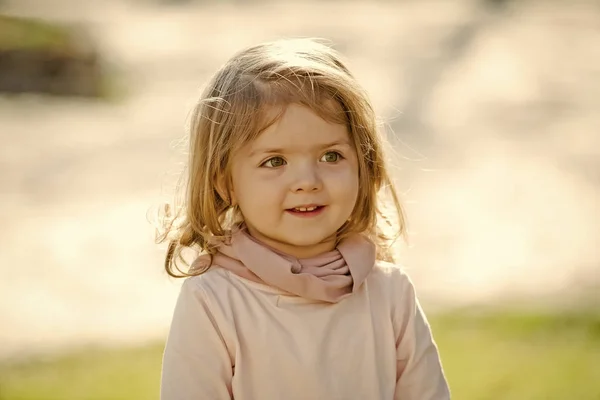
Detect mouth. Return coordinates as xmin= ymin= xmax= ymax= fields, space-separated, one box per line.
xmin=285 ymin=205 xmax=326 ymax=217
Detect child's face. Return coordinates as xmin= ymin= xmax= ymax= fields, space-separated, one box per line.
xmin=229 ymin=104 xmax=359 ymax=258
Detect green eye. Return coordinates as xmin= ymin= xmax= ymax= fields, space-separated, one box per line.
xmin=263 ymin=157 xmax=286 ymax=168
xmin=321 ymin=151 xmax=341 ymax=163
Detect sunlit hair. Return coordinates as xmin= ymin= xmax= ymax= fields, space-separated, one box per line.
xmin=156 ymin=38 xmax=406 ymax=277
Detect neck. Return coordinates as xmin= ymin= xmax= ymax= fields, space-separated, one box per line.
xmin=244 ymin=225 xmax=337 ymax=259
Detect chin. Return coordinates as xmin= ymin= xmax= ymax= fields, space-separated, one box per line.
xmin=282 ymin=231 xmax=336 ymax=247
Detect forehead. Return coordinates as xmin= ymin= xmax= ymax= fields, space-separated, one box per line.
xmin=246 ymin=104 xmax=351 ymax=154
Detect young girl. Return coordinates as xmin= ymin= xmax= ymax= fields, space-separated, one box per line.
xmin=159 ymin=38 xmax=450 ymax=399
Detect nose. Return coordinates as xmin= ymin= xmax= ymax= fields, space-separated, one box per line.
xmin=290 ymin=161 xmax=322 ymax=193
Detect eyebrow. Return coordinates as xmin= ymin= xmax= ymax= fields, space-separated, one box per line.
xmin=249 ymin=140 xmax=351 ymax=157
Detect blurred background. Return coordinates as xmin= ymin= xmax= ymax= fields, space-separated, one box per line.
xmin=0 ymin=0 xmax=598 ymax=398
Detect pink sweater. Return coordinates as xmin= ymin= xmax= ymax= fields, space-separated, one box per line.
xmin=161 ymin=229 xmax=450 ymax=399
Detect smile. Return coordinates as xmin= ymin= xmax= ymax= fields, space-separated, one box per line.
xmin=285 ymin=205 xmax=326 ymax=217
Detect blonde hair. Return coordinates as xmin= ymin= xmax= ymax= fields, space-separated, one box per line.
xmin=157 ymin=38 xmax=406 ymax=277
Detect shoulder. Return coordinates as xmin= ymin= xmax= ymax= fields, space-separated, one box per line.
xmin=365 ymin=261 xmax=424 ymax=330
xmin=368 ymin=260 xmax=413 ymax=287
xmin=181 ymin=267 xmax=232 ymax=297
xmin=364 ymin=260 xmax=417 ymax=303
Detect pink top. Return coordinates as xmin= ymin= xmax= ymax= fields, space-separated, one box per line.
xmin=189 ymin=225 xmax=376 ymax=303
xmin=161 ymin=227 xmax=450 ymax=399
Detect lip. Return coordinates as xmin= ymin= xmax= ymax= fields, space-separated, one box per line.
xmin=285 ymin=205 xmax=326 ymax=218
xmin=288 ymin=204 xmax=322 ymax=210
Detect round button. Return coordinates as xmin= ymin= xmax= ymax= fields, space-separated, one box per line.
xmin=290 ymin=260 xmax=302 ymax=274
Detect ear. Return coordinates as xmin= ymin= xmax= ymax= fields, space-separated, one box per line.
xmin=216 ymin=175 xmax=236 ymax=206
xmin=229 ymin=188 xmax=237 ymax=206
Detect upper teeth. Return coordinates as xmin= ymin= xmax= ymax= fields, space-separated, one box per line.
xmin=295 ymin=206 xmax=317 ymax=212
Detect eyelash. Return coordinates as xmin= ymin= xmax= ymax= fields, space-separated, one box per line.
xmin=260 ymin=151 xmax=344 ymax=168
xmin=261 ymin=156 xmax=286 ymax=168
xmin=320 ymin=151 xmax=344 ymax=163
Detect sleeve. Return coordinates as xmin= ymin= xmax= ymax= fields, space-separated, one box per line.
xmin=161 ymin=278 xmax=233 ymax=400
xmin=393 ymin=273 xmax=451 ymax=400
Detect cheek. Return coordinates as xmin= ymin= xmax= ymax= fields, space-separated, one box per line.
xmin=230 ymin=166 xmax=248 ymax=206
xmin=326 ymin=164 xmax=359 ymax=200
xmin=231 ymin=170 xmax=281 ymax=212
xmin=344 ymin=175 xmax=360 ymax=205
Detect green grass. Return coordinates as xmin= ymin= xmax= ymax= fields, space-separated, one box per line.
xmin=0 ymin=15 xmax=71 ymax=52
xmin=0 ymin=15 xmax=122 ymax=100
xmin=1 ymin=311 xmax=599 ymax=400
xmin=0 ymin=344 xmax=163 ymax=400
xmin=432 ymin=310 xmax=600 ymax=399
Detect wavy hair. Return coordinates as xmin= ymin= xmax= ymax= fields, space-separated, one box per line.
xmin=156 ymin=38 xmax=405 ymax=277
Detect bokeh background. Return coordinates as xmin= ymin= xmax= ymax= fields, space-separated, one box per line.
xmin=1 ymin=0 xmax=598 ymax=398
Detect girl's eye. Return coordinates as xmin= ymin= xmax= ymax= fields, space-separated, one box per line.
xmin=320 ymin=151 xmax=342 ymax=163
xmin=262 ymin=156 xmax=286 ymax=168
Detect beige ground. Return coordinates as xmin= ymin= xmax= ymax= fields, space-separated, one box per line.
xmin=1 ymin=0 xmax=598 ymax=359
